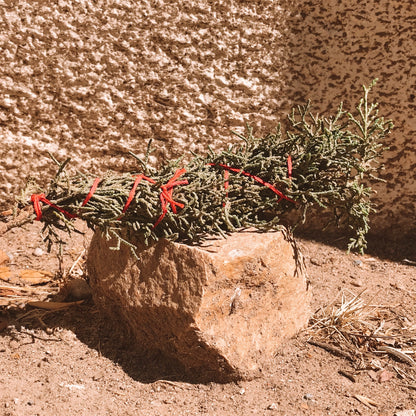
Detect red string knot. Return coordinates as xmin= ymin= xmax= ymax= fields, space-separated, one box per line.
xmin=153 ymin=168 xmax=188 ymax=228
xmin=31 ymin=193 xmax=77 ymax=221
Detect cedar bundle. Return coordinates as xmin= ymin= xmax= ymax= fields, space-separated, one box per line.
xmin=13 ymin=81 xmax=392 ymax=253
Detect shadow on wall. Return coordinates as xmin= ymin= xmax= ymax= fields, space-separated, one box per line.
xmin=282 ymin=0 xmax=416 ymax=240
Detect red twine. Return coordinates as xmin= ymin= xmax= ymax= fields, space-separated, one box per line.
xmin=31 ymin=160 xmax=294 ymax=225
xmin=223 ymin=170 xmax=230 ymax=194
xmin=82 ymin=177 xmax=101 ymax=207
xmin=31 ymin=177 xmax=103 ymax=221
xmin=222 ymin=170 xmax=230 ymax=206
xmin=287 ymin=155 xmax=293 ymax=179
xmin=31 ymin=193 xmax=77 ymax=221
xmin=30 ymin=170 xmax=188 ymax=227
xmin=122 ymin=174 xmax=156 ymax=214
xmin=153 ymin=168 xmax=189 ymax=228
xmin=209 ymin=163 xmax=297 ymax=205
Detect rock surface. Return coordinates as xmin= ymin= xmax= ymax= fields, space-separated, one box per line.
xmin=0 ymin=250 xmax=10 ymax=266
xmin=87 ymin=229 xmax=311 ymax=381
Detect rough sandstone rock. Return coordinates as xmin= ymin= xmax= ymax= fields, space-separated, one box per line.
xmin=0 ymin=249 xmax=10 ymax=266
xmin=87 ymin=229 xmax=311 ymax=381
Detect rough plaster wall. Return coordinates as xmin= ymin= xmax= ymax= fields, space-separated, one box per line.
xmin=0 ymin=0 xmax=414 ymax=239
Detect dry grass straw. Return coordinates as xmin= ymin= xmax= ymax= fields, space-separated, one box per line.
xmin=307 ymin=290 xmax=416 ymax=368
xmin=0 ymin=284 xmax=58 ymax=308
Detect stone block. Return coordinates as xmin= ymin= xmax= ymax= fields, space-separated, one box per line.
xmin=87 ymin=229 xmax=311 ymax=381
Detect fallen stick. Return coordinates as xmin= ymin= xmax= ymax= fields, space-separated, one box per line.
xmin=308 ymin=339 xmax=354 ymax=362
xmin=377 ymin=345 xmax=416 ymax=366
xmin=0 ymin=207 xmax=36 ymax=236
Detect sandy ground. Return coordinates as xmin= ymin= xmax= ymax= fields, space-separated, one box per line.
xmin=0 ymin=220 xmax=415 ymax=416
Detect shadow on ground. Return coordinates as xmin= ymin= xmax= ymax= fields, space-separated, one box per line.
xmin=294 ymin=228 xmax=416 ymax=263
xmin=4 ymin=302 xmax=200 ymax=384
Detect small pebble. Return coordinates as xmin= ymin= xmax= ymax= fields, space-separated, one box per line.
xmin=394 ymin=411 xmax=416 ymax=416
xmin=304 ymin=393 xmax=314 ymax=400
xmin=9 ymin=340 xmax=19 ymax=350
xmin=267 ymin=403 xmax=278 ymax=410
xmin=310 ymin=258 xmax=322 ymax=266
xmin=353 ymin=259 xmax=362 ymax=267
xmin=66 ymin=279 xmax=92 ymax=300
xmin=33 ymin=247 xmax=44 ymax=257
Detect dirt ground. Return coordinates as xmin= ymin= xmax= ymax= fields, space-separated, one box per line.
xmin=1 ymin=220 xmax=415 ymax=416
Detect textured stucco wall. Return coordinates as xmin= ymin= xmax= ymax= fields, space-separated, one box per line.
xmin=283 ymin=0 xmax=416 ymax=238
xmin=0 ymin=0 xmax=415 ymax=239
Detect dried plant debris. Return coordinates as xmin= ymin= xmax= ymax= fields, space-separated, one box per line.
xmin=3 ymin=81 xmax=392 ymax=254
xmin=307 ymin=290 xmax=416 ymax=370
xmin=0 ymin=283 xmax=58 ymax=308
